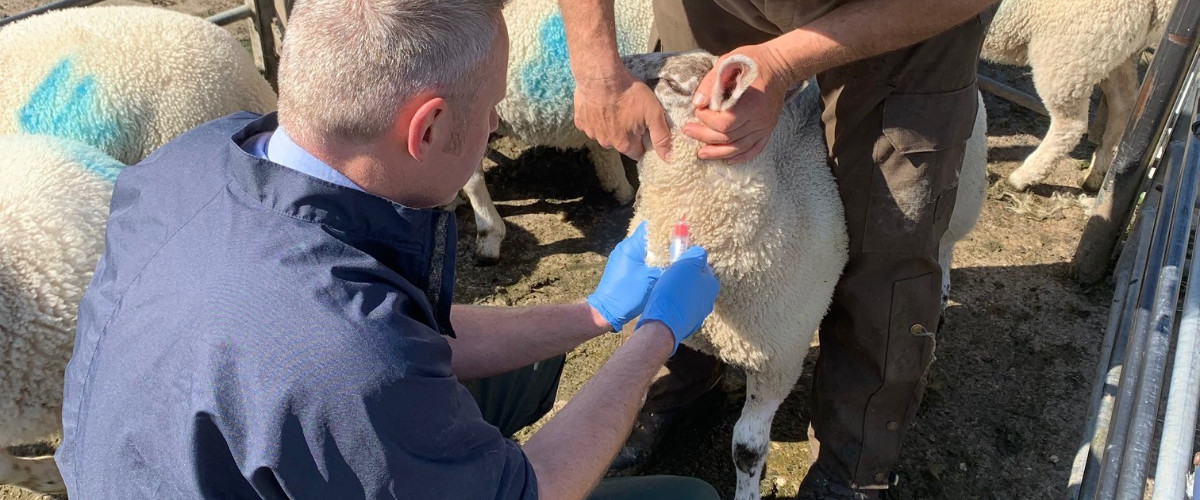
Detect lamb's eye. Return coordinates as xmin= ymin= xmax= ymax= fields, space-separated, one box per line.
xmin=660 ymin=77 xmax=690 ymax=96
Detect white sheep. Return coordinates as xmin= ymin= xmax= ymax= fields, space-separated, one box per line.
xmin=941 ymin=91 xmax=988 ymax=316
xmin=0 ymin=6 xmax=278 ymax=493
xmin=623 ymin=51 xmax=988 ymax=499
xmin=0 ymin=134 xmax=125 ymax=494
xmin=0 ymin=5 xmax=278 ymax=165
xmin=460 ymin=0 xmax=652 ymax=264
xmin=984 ymin=0 xmax=1175 ymax=191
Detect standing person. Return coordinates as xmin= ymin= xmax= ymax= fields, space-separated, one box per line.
xmin=560 ymin=0 xmax=999 ymax=497
xmin=56 ymin=1 xmax=722 ymax=498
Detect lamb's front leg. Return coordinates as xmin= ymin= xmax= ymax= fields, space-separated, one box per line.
xmin=732 ymin=356 xmax=806 ymax=500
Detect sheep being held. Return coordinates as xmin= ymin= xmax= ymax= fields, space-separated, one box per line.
xmin=623 ymin=50 xmax=988 ymax=499
xmin=624 ymin=50 xmax=848 ymax=500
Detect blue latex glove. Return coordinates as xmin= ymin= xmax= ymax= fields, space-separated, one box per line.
xmin=587 ymin=222 xmax=663 ymax=332
xmin=636 ymin=246 xmax=719 ymax=353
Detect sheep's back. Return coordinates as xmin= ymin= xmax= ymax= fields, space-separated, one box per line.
xmin=0 ymin=134 xmax=123 ymax=444
xmin=983 ymin=0 xmax=1170 ymax=68
xmin=497 ymin=0 xmax=652 ymax=148
xmin=0 ymin=6 xmax=277 ymax=165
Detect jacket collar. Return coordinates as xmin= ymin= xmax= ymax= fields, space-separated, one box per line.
xmin=225 ymin=112 xmax=458 ymax=337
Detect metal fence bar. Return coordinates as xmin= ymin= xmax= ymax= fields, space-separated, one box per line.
xmin=0 ymin=0 xmax=101 ymax=27
xmin=1115 ymin=97 xmax=1200 ymax=499
xmin=1075 ymin=0 xmax=1200 ymax=284
xmin=979 ymin=74 xmax=1050 ymax=117
xmin=206 ymin=5 xmax=252 ymax=26
xmin=1151 ymin=147 xmax=1200 ymax=498
xmin=1070 ymin=181 xmax=1161 ymax=499
xmin=1093 ymin=134 xmax=1189 ymax=499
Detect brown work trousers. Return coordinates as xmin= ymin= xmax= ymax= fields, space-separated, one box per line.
xmin=643 ymin=0 xmax=993 ymax=489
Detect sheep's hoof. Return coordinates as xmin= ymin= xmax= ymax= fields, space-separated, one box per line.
xmin=1078 ymin=169 xmax=1105 ymax=192
xmin=1006 ymin=171 xmax=1035 ymax=192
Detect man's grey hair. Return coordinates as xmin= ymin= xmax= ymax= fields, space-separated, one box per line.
xmin=278 ymin=0 xmax=507 ymax=144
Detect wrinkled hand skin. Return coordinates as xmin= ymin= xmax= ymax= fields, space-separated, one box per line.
xmin=573 ymin=72 xmax=673 ymax=162
xmin=684 ymin=43 xmax=798 ymax=164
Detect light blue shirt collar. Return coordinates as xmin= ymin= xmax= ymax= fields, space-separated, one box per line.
xmin=243 ymin=126 xmax=364 ymax=192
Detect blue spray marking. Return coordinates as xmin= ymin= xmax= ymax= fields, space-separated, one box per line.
xmin=18 ymin=58 xmax=120 ymax=165
xmin=62 ymin=140 xmax=124 ymax=183
xmin=519 ymin=13 xmax=575 ymax=109
xmin=518 ymin=9 xmax=647 ymax=112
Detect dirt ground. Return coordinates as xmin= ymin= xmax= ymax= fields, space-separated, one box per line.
xmin=2 ymin=2 xmax=1126 ymax=499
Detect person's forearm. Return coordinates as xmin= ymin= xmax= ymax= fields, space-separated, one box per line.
xmin=448 ymin=302 xmax=609 ymax=380
xmin=559 ymin=0 xmax=625 ymax=80
xmin=522 ymin=323 xmax=674 ymax=500
xmin=766 ymin=0 xmax=999 ymax=87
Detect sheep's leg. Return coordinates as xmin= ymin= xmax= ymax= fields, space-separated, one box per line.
xmin=585 ymin=142 xmax=635 ymax=205
xmin=462 ymin=167 xmax=506 ymax=266
xmin=1080 ymin=57 xmax=1138 ymax=192
xmin=732 ymin=357 xmax=805 ymax=500
xmin=937 ymin=242 xmax=954 ymax=328
xmin=0 ymin=451 xmax=65 ymax=494
xmin=1007 ymin=92 xmax=1090 ymax=192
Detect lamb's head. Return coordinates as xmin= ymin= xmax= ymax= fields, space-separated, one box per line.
xmin=622 ymin=50 xmax=758 ymax=131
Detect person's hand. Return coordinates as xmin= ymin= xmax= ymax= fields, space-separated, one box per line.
xmin=637 ymin=246 xmax=720 ymax=353
xmin=573 ymin=70 xmax=673 ymax=161
xmin=682 ymin=43 xmax=799 ymax=164
xmin=586 ymin=222 xmax=662 ymax=332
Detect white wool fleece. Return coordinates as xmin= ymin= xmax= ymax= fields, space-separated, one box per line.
xmin=0 ymin=134 xmax=124 ymax=449
xmin=0 ymin=5 xmax=277 ymax=165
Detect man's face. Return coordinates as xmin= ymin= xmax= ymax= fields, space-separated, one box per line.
xmin=432 ymin=21 xmax=509 ymax=206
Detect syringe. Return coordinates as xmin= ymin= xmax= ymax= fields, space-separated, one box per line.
xmin=669 ymin=216 xmax=690 ymax=263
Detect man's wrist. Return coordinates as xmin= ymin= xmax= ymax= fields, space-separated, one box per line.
xmin=629 ymin=320 xmax=675 ymax=360
xmin=584 ymin=301 xmax=616 ymax=334
xmin=761 ymin=35 xmax=816 ymax=90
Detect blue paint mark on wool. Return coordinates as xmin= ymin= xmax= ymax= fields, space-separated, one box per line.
xmin=18 ymin=58 xmax=120 ymax=167
xmin=61 ymin=140 xmax=124 ymax=184
xmin=519 ymin=13 xmax=574 ymax=110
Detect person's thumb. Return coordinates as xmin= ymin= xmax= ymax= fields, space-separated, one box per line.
xmin=674 ymin=245 xmax=709 ymax=267
xmin=646 ymin=105 xmax=673 ymax=162
xmin=692 ymin=63 xmax=719 ymax=109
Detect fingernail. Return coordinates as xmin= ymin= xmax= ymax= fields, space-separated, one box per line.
xmin=692 ymin=91 xmax=705 ymax=106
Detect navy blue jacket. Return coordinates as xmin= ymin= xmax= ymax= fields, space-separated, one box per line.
xmin=57 ymin=113 xmax=537 ymax=499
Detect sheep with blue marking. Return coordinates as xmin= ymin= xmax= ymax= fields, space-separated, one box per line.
xmin=0 ymin=6 xmax=277 ymax=493
xmin=461 ymin=0 xmax=652 ymax=264
xmin=0 ymin=5 xmax=277 ymax=165
xmin=0 ymin=135 xmax=125 ymax=494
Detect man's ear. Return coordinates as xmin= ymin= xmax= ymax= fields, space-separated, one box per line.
xmin=407 ymin=97 xmax=448 ymax=161
xmin=709 ymin=54 xmax=758 ymax=112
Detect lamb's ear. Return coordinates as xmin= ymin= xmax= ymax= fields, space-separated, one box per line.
xmin=709 ymin=54 xmax=758 ymax=112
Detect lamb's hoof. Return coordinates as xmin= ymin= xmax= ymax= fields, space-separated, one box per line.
xmin=1006 ymin=171 xmax=1035 ymax=192
xmin=1078 ymin=170 xmax=1105 ymax=192
xmin=473 ymin=230 xmax=502 ymax=266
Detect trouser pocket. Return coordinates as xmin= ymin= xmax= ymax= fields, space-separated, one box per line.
xmin=861 ymin=84 xmax=978 ymax=254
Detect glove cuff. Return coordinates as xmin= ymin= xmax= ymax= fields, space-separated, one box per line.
xmin=585 ymin=294 xmax=621 ymax=333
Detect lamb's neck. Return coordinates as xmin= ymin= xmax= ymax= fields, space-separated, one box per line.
xmin=635 ymin=138 xmax=779 ymax=266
